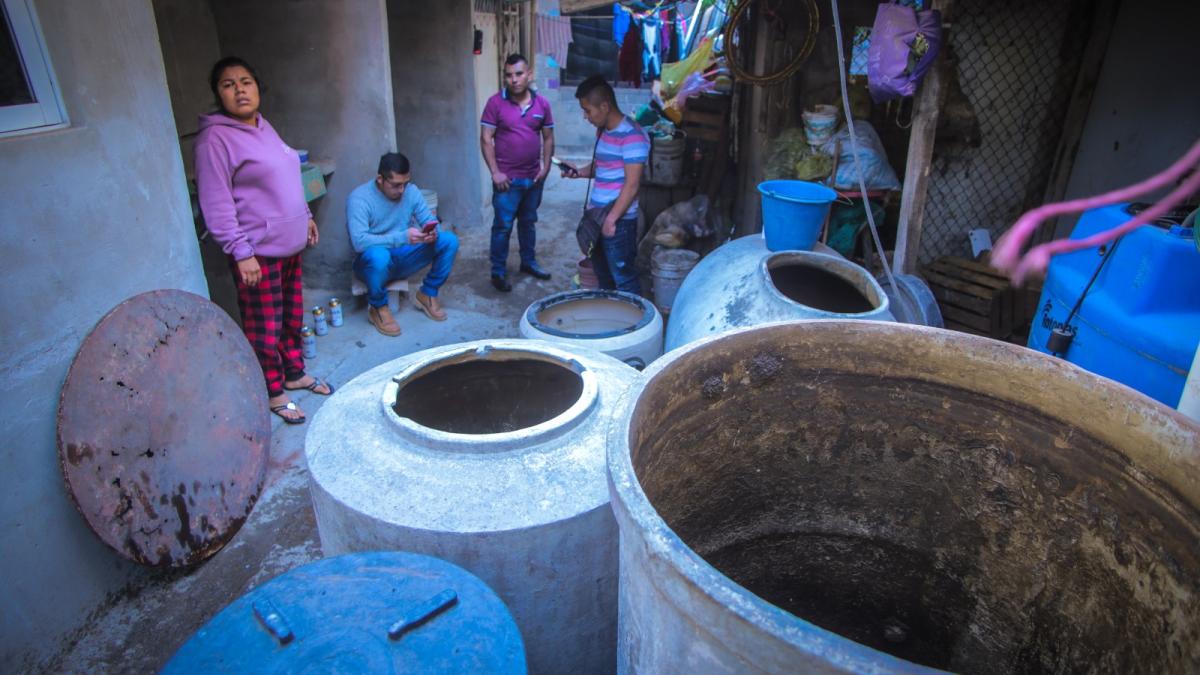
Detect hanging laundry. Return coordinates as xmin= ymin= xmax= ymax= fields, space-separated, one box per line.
xmin=641 ymin=16 xmax=662 ymax=81
xmin=613 ymin=3 xmax=632 ymax=46
xmin=675 ymin=4 xmax=692 ymax=59
xmin=659 ymin=10 xmax=672 ymax=61
xmin=618 ymin=21 xmax=644 ymax=88
xmin=536 ymin=14 xmax=573 ymax=66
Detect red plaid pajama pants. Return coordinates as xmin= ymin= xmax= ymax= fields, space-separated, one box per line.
xmin=233 ymin=253 xmax=306 ymax=397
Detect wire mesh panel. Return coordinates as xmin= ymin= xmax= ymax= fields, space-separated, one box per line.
xmin=919 ymin=0 xmax=1087 ymax=264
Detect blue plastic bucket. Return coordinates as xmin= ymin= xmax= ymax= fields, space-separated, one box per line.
xmin=758 ymin=180 xmax=838 ymax=251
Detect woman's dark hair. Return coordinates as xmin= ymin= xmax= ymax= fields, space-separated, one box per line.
xmin=209 ymin=56 xmax=266 ymax=110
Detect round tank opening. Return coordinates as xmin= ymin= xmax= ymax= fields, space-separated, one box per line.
xmin=766 ymin=256 xmax=877 ymax=313
xmin=628 ymin=337 xmax=1199 ymax=672
xmin=533 ymin=292 xmax=648 ymax=338
xmin=394 ymin=356 xmax=584 ymax=434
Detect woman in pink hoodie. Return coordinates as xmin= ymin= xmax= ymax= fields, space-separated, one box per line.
xmin=195 ymin=57 xmax=333 ymax=424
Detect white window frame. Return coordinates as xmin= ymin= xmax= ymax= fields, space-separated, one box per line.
xmin=1 ymin=0 xmax=67 ymax=136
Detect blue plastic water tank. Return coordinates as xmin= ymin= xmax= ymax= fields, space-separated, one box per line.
xmin=1027 ymin=203 xmax=1200 ymax=407
xmin=162 ymin=551 xmax=526 ymax=674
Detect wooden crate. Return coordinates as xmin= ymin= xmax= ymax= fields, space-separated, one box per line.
xmin=679 ymin=93 xmax=733 ymax=201
xmin=679 ymin=94 xmax=729 ymax=143
xmin=922 ymin=256 xmax=1016 ymax=339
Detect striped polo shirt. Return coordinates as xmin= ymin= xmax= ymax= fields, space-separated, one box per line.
xmin=588 ymin=116 xmax=650 ymax=217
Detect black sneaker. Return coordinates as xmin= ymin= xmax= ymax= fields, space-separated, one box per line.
xmin=520 ymin=264 xmax=552 ymax=280
xmin=491 ymin=274 xmax=512 ymax=292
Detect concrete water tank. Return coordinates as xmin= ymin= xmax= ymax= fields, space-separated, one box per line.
xmin=609 ymin=321 xmax=1200 ymax=673
xmin=663 ymin=234 xmax=894 ymax=351
xmin=306 ymin=340 xmax=637 ymax=675
xmin=519 ymin=289 xmax=663 ymax=369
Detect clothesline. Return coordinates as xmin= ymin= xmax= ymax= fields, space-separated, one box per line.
xmin=549 ymin=0 xmax=676 ymax=20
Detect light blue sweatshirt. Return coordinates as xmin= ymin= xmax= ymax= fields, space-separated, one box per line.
xmin=345 ymin=179 xmax=436 ymax=253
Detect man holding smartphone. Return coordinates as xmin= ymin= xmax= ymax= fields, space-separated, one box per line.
xmin=347 ymin=152 xmax=459 ymax=336
xmin=558 ymin=75 xmax=648 ymax=295
xmin=480 ymin=53 xmax=556 ymax=292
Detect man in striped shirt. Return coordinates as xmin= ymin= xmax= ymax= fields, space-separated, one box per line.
xmin=561 ymin=75 xmax=649 ymax=295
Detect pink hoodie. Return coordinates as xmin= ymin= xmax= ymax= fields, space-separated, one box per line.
xmin=194 ymin=112 xmax=311 ymax=260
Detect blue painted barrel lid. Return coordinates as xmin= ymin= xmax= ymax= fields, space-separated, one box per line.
xmin=163 ymin=552 xmax=526 ymax=674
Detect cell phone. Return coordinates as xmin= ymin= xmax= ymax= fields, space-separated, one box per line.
xmin=554 ymin=157 xmax=579 ymax=176
xmin=421 ymin=221 xmax=437 ymax=234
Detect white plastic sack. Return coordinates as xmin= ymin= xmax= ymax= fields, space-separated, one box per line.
xmin=820 ymin=120 xmax=902 ymax=191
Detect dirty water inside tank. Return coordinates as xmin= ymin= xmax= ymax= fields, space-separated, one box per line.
xmin=768 ymin=263 xmax=875 ymax=313
xmin=393 ymin=358 xmax=583 ymax=434
xmin=536 ymin=297 xmax=644 ymax=336
xmin=630 ymin=345 xmax=1200 ymax=673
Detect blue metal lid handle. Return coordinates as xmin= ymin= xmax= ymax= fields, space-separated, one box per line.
xmin=387 ymin=589 xmax=459 ymax=641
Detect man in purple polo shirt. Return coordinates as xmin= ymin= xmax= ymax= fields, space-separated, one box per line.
xmin=480 ymin=53 xmax=555 ymax=292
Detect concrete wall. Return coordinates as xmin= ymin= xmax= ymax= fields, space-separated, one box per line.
xmin=0 ymin=1 xmax=207 ymax=668
xmin=388 ymin=0 xmax=484 ymax=232
xmin=151 ymin=0 xmax=221 ymax=173
xmin=1058 ymin=0 xmax=1200 ymax=236
xmin=151 ymin=0 xmax=243 ymax=322
xmin=551 ymin=85 xmax=645 ymax=157
xmin=211 ymin=0 xmax=396 ymax=289
xmin=475 ymin=10 xmax=501 ymax=207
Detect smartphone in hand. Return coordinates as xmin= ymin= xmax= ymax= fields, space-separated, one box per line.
xmin=421 ymin=221 xmax=438 ymax=234
xmin=553 ymin=156 xmax=580 ymax=178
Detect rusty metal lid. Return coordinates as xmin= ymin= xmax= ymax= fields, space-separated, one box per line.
xmin=57 ymin=289 xmax=269 ymax=567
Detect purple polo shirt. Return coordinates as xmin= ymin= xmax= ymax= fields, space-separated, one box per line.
xmin=481 ymin=89 xmax=554 ymax=180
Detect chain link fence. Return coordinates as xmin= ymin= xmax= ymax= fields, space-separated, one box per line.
xmin=919 ymin=0 xmax=1089 ymax=264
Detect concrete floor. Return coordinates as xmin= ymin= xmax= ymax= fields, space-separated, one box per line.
xmin=51 ymin=173 xmax=594 ymax=672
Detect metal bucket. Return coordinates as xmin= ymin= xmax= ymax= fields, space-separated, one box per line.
xmin=650 ymin=248 xmax=699 ymax=314
xmin=609 ymin=321 xmax=1200 ymax=673
xmin=420 ymin=188 xmax=438 ymax=216
xmin=645 ymin=134 xmax=685 ymax=186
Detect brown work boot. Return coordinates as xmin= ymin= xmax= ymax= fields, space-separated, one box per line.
xmin=413 ymin=290 xmax=447 ymax=321
xmin=368 ymin=305 xmax=402 ymax=336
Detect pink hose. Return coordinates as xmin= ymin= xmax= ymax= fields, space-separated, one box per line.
xmin=991 ymin=139 xmax=1200 ymax=285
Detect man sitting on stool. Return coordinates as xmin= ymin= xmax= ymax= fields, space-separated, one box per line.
xmin=347 ymin=152 xmax=459 ymax=336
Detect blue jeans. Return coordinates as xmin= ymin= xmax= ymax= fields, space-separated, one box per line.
xmin=354 ymin=231 xmax=459 ymax=308
xmin=490 ymin=178 xmax=544 ymax=276
xmin=591 ymin=215 xmax=641 ymax=295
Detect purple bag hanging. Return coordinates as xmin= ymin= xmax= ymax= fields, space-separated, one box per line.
xmin=867 ymin=2 xmax=943 ymax=102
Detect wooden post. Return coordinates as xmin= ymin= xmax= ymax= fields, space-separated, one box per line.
xmin=735 ymin=8 xmax=771 ymax=236
xmin=559 ymin=0 xmax=614 ymax=13
xmin=1031 ymin=0 xmax=1119 ymax=246
xmin=525 ymin=1 xmax=537 ymax=65
xmin=893 ymin=0 xmax=954 ymax=274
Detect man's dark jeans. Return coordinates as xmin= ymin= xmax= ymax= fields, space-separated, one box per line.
xmin=490 ymin=177 xmax=544 ymax=277
xmin=591 ymin=215 xmax=640 ymax=295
